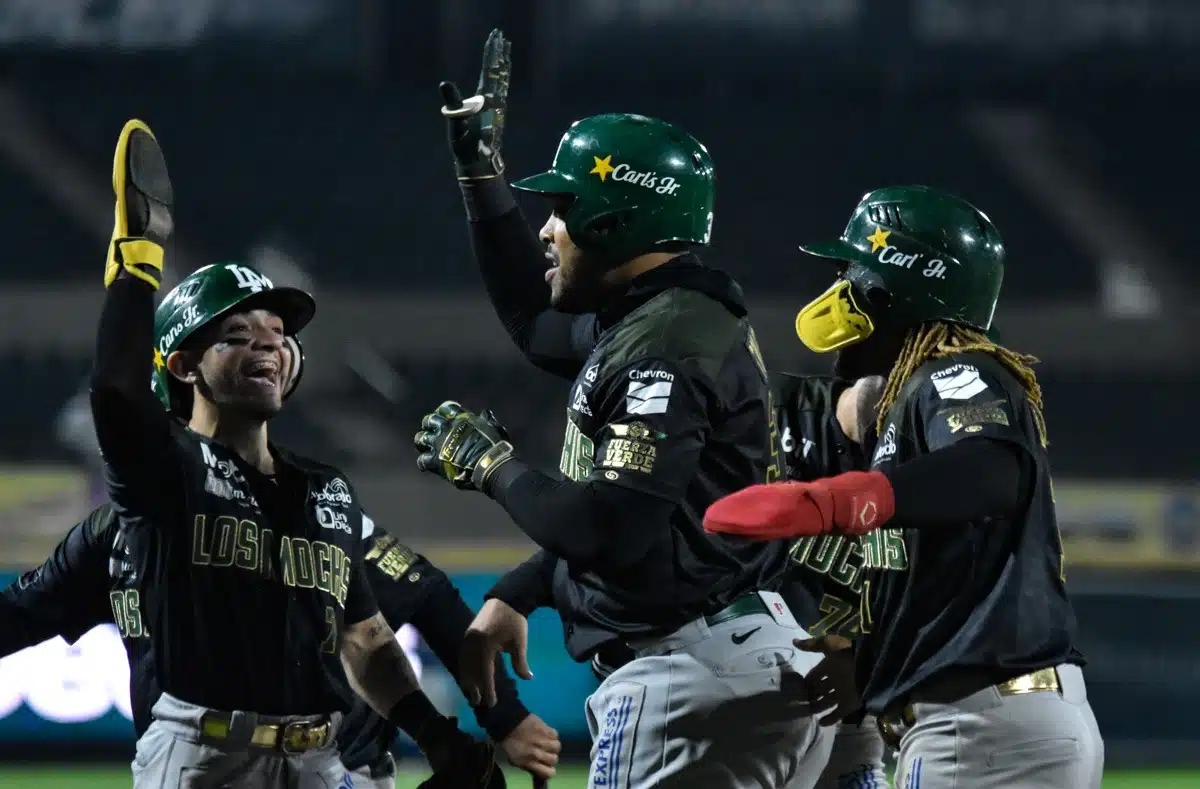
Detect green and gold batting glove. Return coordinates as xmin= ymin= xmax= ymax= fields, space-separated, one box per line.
xmin=104 ymin=119 xmax=174 ymax=291
xmin=414 ymin=401 xmax=516 ymax=493
xmin=439 ymin=28 xmax=510 ymax=181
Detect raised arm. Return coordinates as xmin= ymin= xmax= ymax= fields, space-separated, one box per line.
xmin=440 ymin=29 xmax=597 ymax=379
xmin=90 ymin=120 xmax=183 ymax=508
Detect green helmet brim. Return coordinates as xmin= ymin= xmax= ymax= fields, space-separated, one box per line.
xmin=237 ymin=287 xmax=316 ymax=336
xmin=799 ymin=239 xmax=863 ymax=265
xmin=511 ymin=170 xmax=578 ymax=195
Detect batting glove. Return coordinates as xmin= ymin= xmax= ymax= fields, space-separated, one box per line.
xmin=105 ymin=119 xmax=173 ymax=290
xmin=415 ymin=401 xmax=516 ymax=493
xmin=703 ymin=472 xmax=896 ymax=539
xmin=439 ymin=28 xmax=511 ymax=180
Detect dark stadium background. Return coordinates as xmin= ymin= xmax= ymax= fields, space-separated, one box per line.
xmin=0 ymin=1 xmax=1195 ymax=786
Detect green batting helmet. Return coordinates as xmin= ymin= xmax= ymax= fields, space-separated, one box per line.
xmin=795 ymin=185 xmax=1005 ymax=353
xmin=151 ymin=262 xmax=315 ymax=415
xmin=511 ymin=113 xmax=715 ymax=264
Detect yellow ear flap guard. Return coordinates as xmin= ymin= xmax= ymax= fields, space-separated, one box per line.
xmin=795 ymin=280 xmax=875 ymax=353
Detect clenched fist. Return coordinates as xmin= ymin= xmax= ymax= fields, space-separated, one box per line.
xmin=414 ymin=401 xmax=515 ymax=493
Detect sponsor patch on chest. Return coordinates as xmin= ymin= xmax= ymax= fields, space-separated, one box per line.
xmin=200 ymin=442 xmax=258 ymax=508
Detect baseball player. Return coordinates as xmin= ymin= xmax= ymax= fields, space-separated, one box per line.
xmin=705 ymin=186 xmax=1105 ymax=788
xmin=589 ymin=376 xmax=892 ymax=789
xmin=0 ymin=499 xmax=558 ymax=788
xmin=773 ymin=374 xmax=891 ymax=789
xmin=91 ymin=119 xmax=502 ymax=787
xmin=410 ymin=29 xmax=833 ymax=789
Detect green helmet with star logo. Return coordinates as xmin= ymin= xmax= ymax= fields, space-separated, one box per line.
xmin=151 ymin=262 xmax=315 ymax=415
xmin=511 ymin=113 xmax=716 ymax=264
xmin=795 ymin=185 xmax=1005 ymax=352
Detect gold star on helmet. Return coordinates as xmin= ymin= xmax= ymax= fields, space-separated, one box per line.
xmin=867 ymin=226 xmax=891 ymax=253
xmin=590 ymin=155 xmax=615 ymax=181
xmin=153 ymin=347 xmax=165 ymax=370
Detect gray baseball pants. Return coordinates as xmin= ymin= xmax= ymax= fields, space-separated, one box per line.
xmin=132 ymin=692 xmax=350 ymax=789
xmin=585 ymin=591 xmax=835 ymax=789
xmin=891 ymin=663 xmax=1103 ymax=789
xmin=347 ymin=765 xmax=394 ymax=789
xmin=804 ymin=716 xmax=890 ymax=789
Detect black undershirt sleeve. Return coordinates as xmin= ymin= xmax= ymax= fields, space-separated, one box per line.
xmin=487 ymin=460 xmax=675 ymax=574
xmin=486 ymin=549 xmax=558 ymax=617
xmin=460 ymin=178 xmax=596 ymax=379
xmin=882 ymin=438 xmax=1029 ymax=529
xmin=406 ymin=568 xmax=530 ymax=742
xmin=89 ymin=277 xmax=182 ymax=505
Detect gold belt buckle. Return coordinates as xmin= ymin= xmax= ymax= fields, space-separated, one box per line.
xmin=998 ymin=667 xmax=1060 ymax=697
xmin=281 ymin=721 xmax=328 ymax=754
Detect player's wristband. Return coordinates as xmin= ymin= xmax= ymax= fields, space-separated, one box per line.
xmin=478 ymin=454 xmax=528 ymax=499
xmin=459 ymin=176 xmax=517 ymax=221
xmin=477 ymin=697 xmax=530 ymax=743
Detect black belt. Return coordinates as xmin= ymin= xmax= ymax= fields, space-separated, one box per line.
xmin=705 ymin=593 xmax=770 ymax=627
xmin=199 ymin=712 xmax=333 ymax=754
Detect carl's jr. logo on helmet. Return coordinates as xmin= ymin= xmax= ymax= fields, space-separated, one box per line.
xmin=590 ymin=154 xmax=681 ymax=196
xmin=866 ymin=226 xmax=948 ymax=280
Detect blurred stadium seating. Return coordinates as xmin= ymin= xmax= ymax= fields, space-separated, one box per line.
xmin=0 ymin=0 xmax=1195 ymax=782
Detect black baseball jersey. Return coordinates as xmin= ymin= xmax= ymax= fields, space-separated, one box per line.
xmin=0 ymin=507 xmax=528 ymax=775
xmin=0 ymin=502 xmax=155 ymax=734
xmin=770 ymin=374 xmax=871 ymax=639
xmin=855 ymin=351 xmax=1083 ymax=713
xmin=540 ymin=257 xmax=791 ymax=656
xmin=92 ymin=279 xmax=378 ymax=715
xmin=100 ymin=421 xmax=376 ymax=714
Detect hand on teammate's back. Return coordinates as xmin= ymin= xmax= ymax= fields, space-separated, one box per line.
xmin=796 ymin=635 xmax=859 ymax=726
xmin=498 ymin=713 xmax=561 ymax=780
xmin=460 ymin=599 xmax=534 ymax=707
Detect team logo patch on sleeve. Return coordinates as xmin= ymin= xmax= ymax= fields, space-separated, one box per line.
xmin=930 ymin=364 xmax=989 ymax=400
xmin=942 ymin=402 xmax=1009 ymax=434
xmin=598 ymin=422 xmax=664 ymax=475
xmin=625 ymin=369 xmax=674 ymax=415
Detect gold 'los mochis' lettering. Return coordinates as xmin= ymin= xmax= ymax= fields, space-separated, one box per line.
xmin=192 ymin=515 xmax=351 ymax=607
xmin=860 ymin=528 xmax=909 ymax=571
xmin=560 ymin=418 xmax=596 ymax=481
xmin=790 ymin=535 xmax=867 ymax=594
xmin=109 ymin=589 xmax=149 ymax=639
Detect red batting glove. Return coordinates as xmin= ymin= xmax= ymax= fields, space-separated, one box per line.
xmin=704 ymin=481 xmax=833 ymax=540
xmin=816 ymin=470 xmax=896 ymax=535
xmin=704 ymin=472 xmax=895 ymax=540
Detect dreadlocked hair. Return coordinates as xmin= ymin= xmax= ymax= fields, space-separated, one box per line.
xmin=876 ymin=322 xmax=1048 ymax=447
